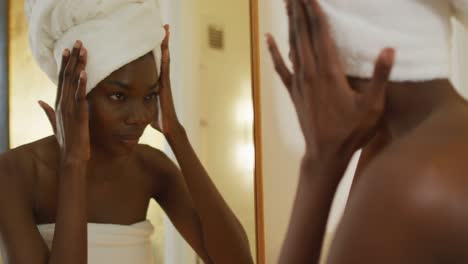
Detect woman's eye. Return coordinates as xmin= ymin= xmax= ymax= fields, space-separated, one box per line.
xmin=144 ymin=92 xmax=158 ymax=101
xmin=109 ymin=93 xmax=126 ymax=101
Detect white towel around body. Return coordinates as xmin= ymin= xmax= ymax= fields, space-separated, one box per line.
xmin=37 ymin=220 xmax=156 ymax=264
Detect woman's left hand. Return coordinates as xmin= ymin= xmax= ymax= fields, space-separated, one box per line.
xmin=151 ymin=25 xmax=182 ymax=137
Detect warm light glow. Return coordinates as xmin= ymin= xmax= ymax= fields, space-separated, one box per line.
xmin=9 ymin=2 xmax=56 ymax=148
xmin=234 ymin=143 xmax=255 ymax=189
xmin=236 ymin=100 xmax=254 ymax=126
xmin=236 ymin=143 xmax=255 ymax=173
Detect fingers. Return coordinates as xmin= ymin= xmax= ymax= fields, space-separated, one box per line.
xmin=266 ymin=34 xmax=293 ymax=93
xmin=160 ymin=24 xmax=171 ymax=83
xmin=158 ymin=24 xmax=179 ymax=122
xmin=75 ymin=46 xmax=88 ymax=87
xmin=365 ymin=48 xmax=395 ymax=103
xmin=56 ymin=49 xmax=71 ymax=108
xmin=153 ymin=123 xmax=162 ymax=133
xmin=303 ymin=0 xmax=341 ymax=70
xmin=62 ymin=41 xmax=81 ymax=104
xmin=288 ymin=0 xmax=300 ymax=71
xmin=74 ymin=44 xmax=88 ymax=106
xmin=62 ymin=41 xmax=87 ymax=108
xmin=150 ymin=96 xmax=162 ymax=132
xmin=38 ymin=100 xmax=57 ymax=133
xmin=285 ymin=0 xmax=292 ymax=16
xmin=75 ymin=70 xmax=89 ymax=122
xmin=76 ymin=70 xmax=87 ymax=102
xmin=292 ymin=0 xmax=316 ymax=74
xmin=151 ymin=111 xmax=163 ymax=133
xmin=160 ymin=24 xmax=175 ymax=104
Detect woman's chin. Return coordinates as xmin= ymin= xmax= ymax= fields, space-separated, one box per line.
xmin=115 ymin=140 xmax=139 ymax=155
xmin=90 ymin=140 xmax=138 ymax=158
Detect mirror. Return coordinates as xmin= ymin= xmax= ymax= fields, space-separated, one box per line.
xmin=4 ymin=0 xmax=263 ymax=263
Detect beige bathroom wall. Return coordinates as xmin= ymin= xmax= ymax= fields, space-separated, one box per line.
xmin=142 ymin=1 xmax=258 ymax=263
xmin=197 ymin=0 xmax=257 ymax=259
xmin=160 ymin=0 xmax=257 ymax=262
xmin=8 ymin=0 xmax=55 ymax=148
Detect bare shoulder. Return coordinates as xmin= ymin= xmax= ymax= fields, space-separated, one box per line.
xmin=135 ymin=144 xmax=177 ymax=173
xmin=0 ymin=136 xmax=58 ymax=195
xmin=0 ymin=137 xmax=54 ymax=263
xmin=134 ymin=144 xmax=180 ymax=198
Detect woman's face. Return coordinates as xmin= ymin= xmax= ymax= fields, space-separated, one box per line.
xmin=87 ymin=52 xmax=159 ymax=155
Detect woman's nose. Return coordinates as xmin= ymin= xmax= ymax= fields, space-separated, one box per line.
xmin=124 ymin=102 xmax=152 ymax=126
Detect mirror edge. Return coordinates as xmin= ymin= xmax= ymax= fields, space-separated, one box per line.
xmin=1 ymin=0 xmax=9 ymax=153
xmin=250 ymin=0 xmax=265 ymax=263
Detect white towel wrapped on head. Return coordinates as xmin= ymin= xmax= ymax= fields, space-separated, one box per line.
xmin=25 ymin=0 xmax=165 ymax=94
xmin=320 ymin=0 xmax=468 ymax=81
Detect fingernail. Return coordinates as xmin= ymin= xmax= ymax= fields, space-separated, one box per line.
xmin=74 ymin=40 xmax=82 ymax=49
xmin=63 ymin=49 xmax=70 ymax=57
xmin=80 ymin=71 xmax=86 ymax=79
xmin=383 ymin=48 xmax=395 ymax=63
xmin=266 ymin=34 xmax=274 ymax=46
xmin=80 ymin=48 xmax=86 ymax=57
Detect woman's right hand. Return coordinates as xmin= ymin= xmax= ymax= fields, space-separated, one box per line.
xmin=39 ymin=40 xmax=90 ymax=163
xmin=267 ymin=0 xmax=394 ymax=161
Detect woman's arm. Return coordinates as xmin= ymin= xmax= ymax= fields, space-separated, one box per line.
xmin=152 ymin=26 xmax=253 ymax=263
xmin=279 ymin=153 xmax=352 ymax=263
xmin=267 ymin=0 xmax=394 ymax=263
xmin=149 ymin=147 xmax=213 ymax=263
xmin=38 ymin=41 xmax=91 ymax=264
xmin=0 ymin=155 xmax=88 ymax=264
xmin=0 ymin=153 xmax=50 ymax=264
xmin=166 ymin=127 xmax=252 ymax=263
xmin=1 ymin=42 xmax=89 ymax=264
xmin=48 ymin=161 xmax=87 ymax=264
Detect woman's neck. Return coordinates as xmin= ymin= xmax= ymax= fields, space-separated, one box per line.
xmin=86 ymin=146 xmax=134 ymax=180
xmin=381 ymin=79 xmax=461 ymax=138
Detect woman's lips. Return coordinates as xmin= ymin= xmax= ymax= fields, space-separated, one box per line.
xmin=117 ymin=135 xmax=141 ymax=146
xmin=120 ymin=139 xmax=139 ymax=145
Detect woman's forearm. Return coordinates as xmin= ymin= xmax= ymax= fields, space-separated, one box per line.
xmin=48 ymin=161 xmax=88 ymax=264
xmin=279 ymin=152 xmax=353 ymax=264
xmin=166 ymin=125 xmax=253 ymax=263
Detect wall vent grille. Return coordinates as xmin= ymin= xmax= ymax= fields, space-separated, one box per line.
xmin=208 ymin=25 xmax=224 ymax=50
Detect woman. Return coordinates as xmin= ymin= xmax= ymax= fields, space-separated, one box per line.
xmin=0 ymin=1 xmax=252 ymax=263
xmin=268 ymin=0 xmax=468 ymax=263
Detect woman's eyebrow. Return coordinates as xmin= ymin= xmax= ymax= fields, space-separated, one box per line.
xmin=106 ymin=80 xmax=159 ymax=90
xmin=106 ymin=80 xmax=130 ymax=89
